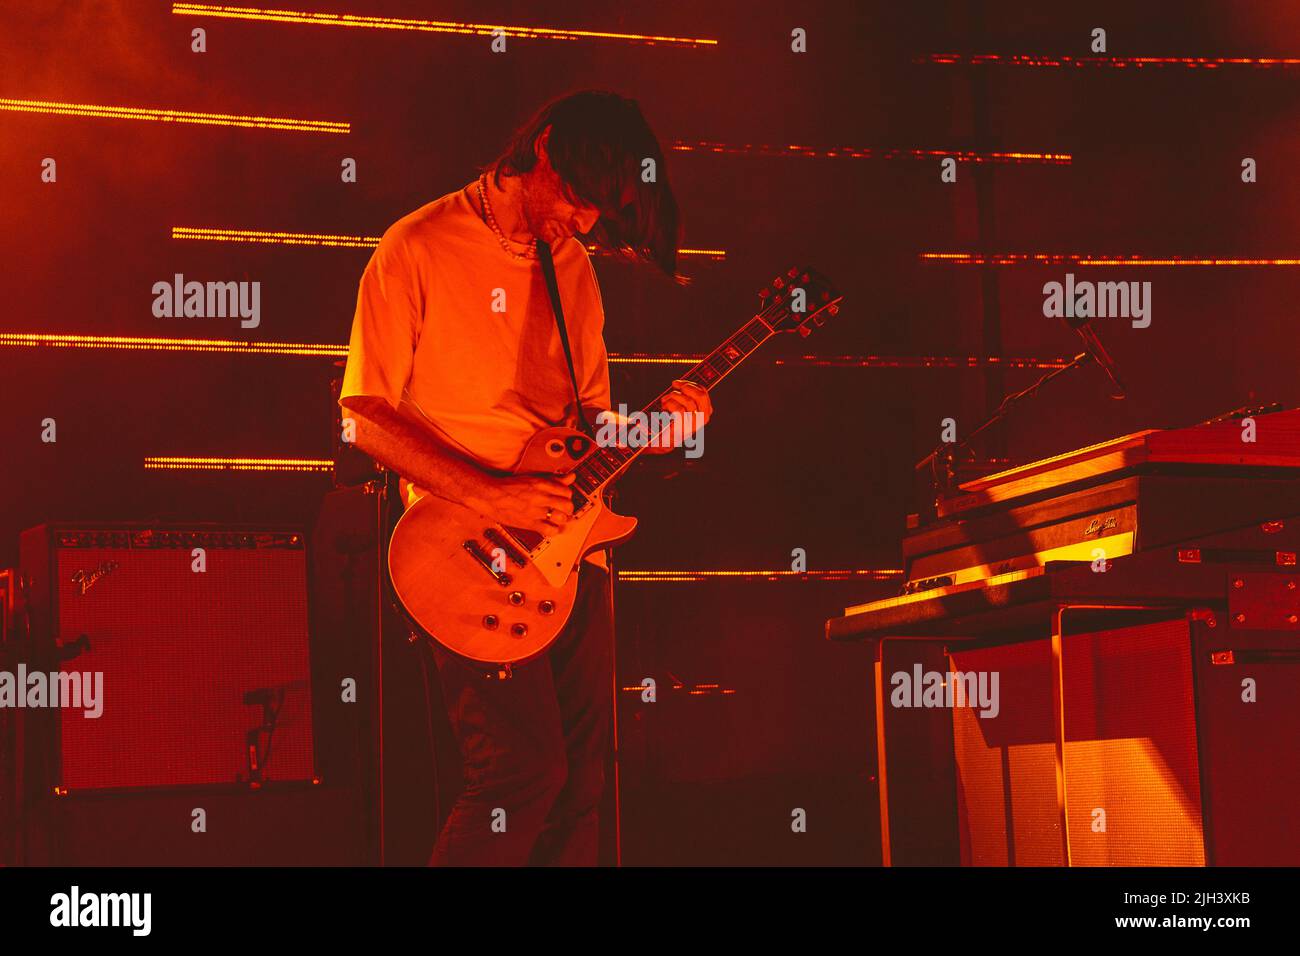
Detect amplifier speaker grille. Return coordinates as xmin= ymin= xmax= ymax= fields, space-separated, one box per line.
xmin=950 ymin=619 xmax=1205 ymax=866
xmin=21 ymin=526 xmax=315 ymax=791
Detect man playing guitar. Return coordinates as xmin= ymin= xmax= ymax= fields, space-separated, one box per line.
xmin=339 ymin=91 xmax=712 ymax=865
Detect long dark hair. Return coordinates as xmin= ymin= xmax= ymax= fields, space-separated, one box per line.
xmin=493 ymin=91 xmax=682 ymax=279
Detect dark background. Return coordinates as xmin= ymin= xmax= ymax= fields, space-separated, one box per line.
xmin=3 ymin=0 xmax=1299 ymax=864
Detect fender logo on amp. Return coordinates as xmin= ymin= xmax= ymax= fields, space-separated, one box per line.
xmin=71 ymin=561 xmax=119 ymax=595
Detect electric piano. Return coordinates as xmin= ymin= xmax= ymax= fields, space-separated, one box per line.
xmin=829 ymin=408 xmax=1300 ymax=641
xmin=827 ymin=408 xmax=1300 ymax=867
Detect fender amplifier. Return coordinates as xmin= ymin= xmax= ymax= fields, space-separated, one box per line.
xmin=18 ymin=524 xmax=316 ymax=792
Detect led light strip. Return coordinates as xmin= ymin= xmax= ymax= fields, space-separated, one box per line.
xmin=172 ymin=225 xmax=725 ymax=259
xmin=615 ymin=353 xmax=1071 ymax=369
xmin=654 ymin=247 xmax=725 ymax=261
xmin=671 ymin=140 xmax=1071 ymax=165
xmin=773 ymin=355 xmax=1072 ymax=369
xmin=172 ymin=3 xmax=717 ymax=47
xmin=620 ymin=683 xmax=736 ymax=696
xmin=923 ymin=252 xmax=1300 ymax=266
xmin=921 ymin=53 xmax=1300 ymax=69
xmin=0 ymin=97 xmax=348 ymax=133
xmin=0 ymin=333 xmax=345 ymax=356
xmin=616 ymin=569 xmax=903 ymax=582
xmin=1 ymin=334 xmax=1068 ymax=369
xmin=173 ymin=226 xmax=379 ymax=248
xmin=144 ymin=456 xmax=333 ymax=472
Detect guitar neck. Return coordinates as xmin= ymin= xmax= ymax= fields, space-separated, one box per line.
xmin=571 ymin=313 xmax=778 ymax=494
xmin=648 ymin=312 xmax=777 ymax=407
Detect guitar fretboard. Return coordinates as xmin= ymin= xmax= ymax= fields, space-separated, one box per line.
xmin=569 ymin=316 xmax=774 ymax=499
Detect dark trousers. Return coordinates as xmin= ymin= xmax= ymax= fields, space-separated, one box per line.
xmin=428 ymin=562 xmax=614 ymax=866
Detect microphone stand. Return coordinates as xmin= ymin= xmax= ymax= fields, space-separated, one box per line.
xmin=913 ymin=351 xmax=1095 ymax=519
xmin=244 ymin=688 xmax=285 ymax=787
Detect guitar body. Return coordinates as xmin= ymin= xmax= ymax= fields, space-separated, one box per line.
xmin=387 ymin=425 xmax=638 ymax=664
xmin=386 ymin=264 xmax=842 ymax=666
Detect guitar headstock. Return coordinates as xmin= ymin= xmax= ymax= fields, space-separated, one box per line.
xmin=757 ymin=267 xmax=844 ymax=337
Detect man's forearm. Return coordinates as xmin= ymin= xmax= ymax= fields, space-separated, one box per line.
xmin=342 ymin=397 xmax=491 ymax=509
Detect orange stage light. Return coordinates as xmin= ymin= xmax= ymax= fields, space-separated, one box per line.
xmin=172 ymin=226 xmax=724 ymax=259
xmin=605 ymin=352 xmax=706 ymax=365
xmin=2 ymin=334 xmax=1065 ymax=371
xmin=920 ymin=53 xmax=1300 ymax=69
xmin=671 ymin=140 xmax=1071 ymax=165
xmin=619 ymin=683 xmax=737 ymax=696
xmin=773 ymin=354 xmax=1073 ymax=369
xmin=0 ymin=97 xmax=348 ymax=133
xmin=173 ymin=226 xmax=379 ymax=248
xmin=172 ymin=3 xmax=717 ymax=48
xmin=143 ymin=456 xmax=333 ymax=473
xmin=615 ymin=569 xmax=903 ymax=582
xmin=0 ymin=332 xmax=345 ymax=357
xmin=923 ymin=252 xmax=1300 ymax=266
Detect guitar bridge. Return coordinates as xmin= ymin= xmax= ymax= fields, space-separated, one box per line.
xmin=462 ymin=539 xmax=512 ymax=586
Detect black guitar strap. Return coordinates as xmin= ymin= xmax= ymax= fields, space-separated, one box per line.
xmin=536 ymin=238 xmax=596 ymax=439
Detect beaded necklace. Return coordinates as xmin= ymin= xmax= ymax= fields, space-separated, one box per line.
xmin=477 ymin=174 xmax=536 ymax=260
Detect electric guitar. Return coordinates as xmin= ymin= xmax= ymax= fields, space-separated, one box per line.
xmin=387 ymin=267 xmax=844 ymax=665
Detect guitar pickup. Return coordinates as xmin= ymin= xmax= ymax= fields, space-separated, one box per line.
xmin=462 ymin=539 xmax=513 ymax=586
xmin=483 ymin=528 xmax=529 ymax=568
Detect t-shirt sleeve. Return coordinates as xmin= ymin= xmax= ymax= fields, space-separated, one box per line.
xmin=578 ymin=255 xmax=612 ymax=412
xmin=339 ymin=229 xmax=424 ymax=412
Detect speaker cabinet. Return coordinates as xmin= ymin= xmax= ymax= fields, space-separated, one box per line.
xmin=19 ymin=525 xmax=316 ymax=792
xmin=947 ymin=617 xmax=1299 ymax=866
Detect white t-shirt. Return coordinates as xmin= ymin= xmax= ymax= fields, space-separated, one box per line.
xmin=340 ymin=185 xmax=613 ymax=562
